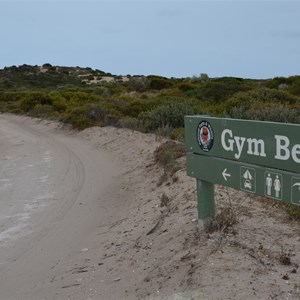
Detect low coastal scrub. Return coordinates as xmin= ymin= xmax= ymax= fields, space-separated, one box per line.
xmin=1 ymin=65 xmax=300 ymax=136
xmin=153 ymin=141 xmax=185 ymax=185
xmin=284 ymin=204 xmax=300 ymax=221
xmin=1 ymin=64 xmax=300 ymax=220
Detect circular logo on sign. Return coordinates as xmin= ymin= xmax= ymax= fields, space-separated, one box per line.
xmin=197 ymin=121 xmax=214 ymax=152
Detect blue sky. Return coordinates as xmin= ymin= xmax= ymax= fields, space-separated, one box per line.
xmin=1 ymin=1 xmax=300 ymax=79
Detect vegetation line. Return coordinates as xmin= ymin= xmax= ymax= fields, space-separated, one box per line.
xmin=1 ymin=64 xmax=300 ymax=220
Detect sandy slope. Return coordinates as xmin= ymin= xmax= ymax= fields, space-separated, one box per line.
xmin=0 ymin=114 xmax=300 ymax=300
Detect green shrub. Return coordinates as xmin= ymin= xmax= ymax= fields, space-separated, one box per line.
xmin=177 ymin=82 xmax=198 ymax=92
xmin=225 ymin=88 xmax=298 ymax=107
xmin=265 ymin=76 xmax=300 ymax=97
xmin=197 ymin=79 xmax=251 ymax=102
xmin=29 ymin=104 xmax=54 ymax=117
xmin=0 ymin=101 xmax=19 ymax=113
xmin=121 ymin=100 xmax=153 ymax=118
xmin=155 ymin=124 xmax=174 ymax=137
xmin=63 ymin=102 xmax=122 ymax=129
xmin=284 ymin=204 xmax=300 ymax=221
xmin=129 ymin=76 xmax=151 ymax=92
xmin=139 ymin=101 xmax=197 ymax=132
xmin=104 ymin=114 xmax=119 ymax=126
xmin=153 ymin=140 xmax=185 ymax=184
xmin=170 ymin=127 xmax=185 ymax=142
xmin=224 ymin=88 xmax=300 ymax=123
xmin=63 ymin=107 xmax=95 ymax=130
xmin=265 ymin=77 xmax=291 ymax=90
xmin=62 ymin=91 xmax=99 ymax=106
xmin=147 ymin=75 xmax=174 ymax=90
xmin=288 ymin=76 xmax=300 ymax=96
xmin=0 ymin=92 xmax=24 ymax=103
xmin=85 ymin=103 xmax=108 ymax=123
xmin=20 ymin=92 xmax=53 ymax=112
xmin=118 ymin=116 xmax=141 ymax=130
xmin=246 ymin=103 xmax=300 ymax=123
xmin=154 ymin=140 xmax=185 ymax=167
xmin=92 ymin=86 xmax=111 ymax=97
xmin=50 ymin=93 xmax=67 ymax=112
xmin=71 ymin=115 xmax=94 ymax=130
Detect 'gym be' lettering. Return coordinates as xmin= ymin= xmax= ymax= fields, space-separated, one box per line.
xmin=221 ymin=129 xmax=300 ymax=163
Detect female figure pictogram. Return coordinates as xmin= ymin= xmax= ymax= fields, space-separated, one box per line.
xmin=274 ymin=175 xmax=281 ymax=198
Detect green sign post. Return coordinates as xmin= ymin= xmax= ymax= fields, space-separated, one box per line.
xmin=185 ymin=116 xmax=300 ymax=229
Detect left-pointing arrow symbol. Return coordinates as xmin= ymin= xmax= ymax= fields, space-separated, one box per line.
xmin=222 ymin=168 xmax=231 ymax=181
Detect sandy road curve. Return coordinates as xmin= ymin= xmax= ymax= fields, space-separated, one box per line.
xmin=0 ymin=114 xmax=123 ymax=299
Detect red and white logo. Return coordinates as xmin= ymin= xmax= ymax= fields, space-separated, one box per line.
xmin=197 ymin=121 xmax=214 ymax=152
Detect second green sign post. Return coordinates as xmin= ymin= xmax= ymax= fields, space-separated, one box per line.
xmin=185 ymin=116 xmax=300 ymax=229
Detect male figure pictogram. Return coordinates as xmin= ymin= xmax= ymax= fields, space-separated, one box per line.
xmin=266 ymin=173 xmax=272 ymax=196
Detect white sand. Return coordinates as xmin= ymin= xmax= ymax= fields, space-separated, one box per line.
xmin=0 ymin=114 xmax=299 ymax=300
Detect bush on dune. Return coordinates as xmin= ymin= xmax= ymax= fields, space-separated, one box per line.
xmin=224 ymin=88 xmax=300 ymax=123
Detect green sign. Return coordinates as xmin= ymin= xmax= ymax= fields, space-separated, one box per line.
xmin=185 ymin=116 xmax=300 ymax=229
xmin=185 ymin=116 xmax=300 ymax=173
xmin=187 ymin=153 xmax=300 ymax=206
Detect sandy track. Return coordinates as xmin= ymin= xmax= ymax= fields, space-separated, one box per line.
xmin=1 ymin=114 xmax=300 ymax=300
xmin=0 ymin=114 xmax=124 ymax=299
